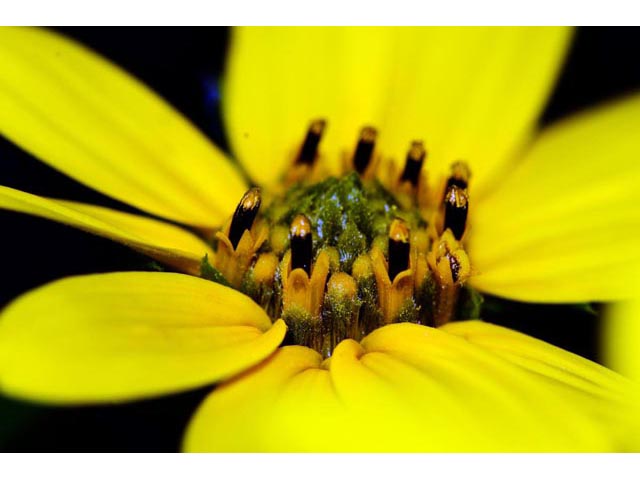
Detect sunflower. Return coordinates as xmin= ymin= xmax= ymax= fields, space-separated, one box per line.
xmin=0 ymin=27 xmax=639 ymax=452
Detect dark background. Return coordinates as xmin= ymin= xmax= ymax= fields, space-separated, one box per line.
xmin=0 ymin=27 xmax=639 ymax=451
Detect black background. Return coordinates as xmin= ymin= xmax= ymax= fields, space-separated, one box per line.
xmin=0 ymin=27 xmax=638 ymax=451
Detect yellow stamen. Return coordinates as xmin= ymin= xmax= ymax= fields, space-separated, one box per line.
xmin=215 ymin=221 xmax=268 ymax=288
xmin=287 ymin=119 xmax=328 ymax=184
xmin=214 ymin=189 xmax=267 ymax=287
xmin=427 ymin=229 xmax=471 ymax=326
xmin=371 ymin=245 xmax=414 ymax=324
xmin=282 ymin=248 xmax=331 ymax=320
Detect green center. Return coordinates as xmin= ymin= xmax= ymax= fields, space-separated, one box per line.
xmin=264 ymin=172 xmax=424 ymax=271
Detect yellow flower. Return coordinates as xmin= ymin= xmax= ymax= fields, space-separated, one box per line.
xmin=0 ymin=27 xmax=639 ymax=452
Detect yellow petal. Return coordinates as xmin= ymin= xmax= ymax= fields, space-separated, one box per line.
xmin=443 ymin=320 xmax=640 ymax=450
xmin=0 ymin=27 xmax=247 ymax=227
xmin=0 ymin=185 xmax=214 ymax=274
xmin=443 ymin=320 xmax=628 ymax=397
xmin=223 ymin=27 xmax=570 ymax=190
xmin=224 ymin=27 xmax=394 ymax=187
xmin=184 ymin=321 xmax=638 ymax=452
xmin=0 ymin=272 xmax=286 ymax=403
xmin=469 ymin=94 xmax=640 ymax=302
xmin=604 ymin=300 xmax=640 ymax=378
xmin=603 ymin=297 xmax=640 ymax=381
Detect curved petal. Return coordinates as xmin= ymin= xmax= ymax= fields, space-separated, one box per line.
xmin=0 ymin=27 xmax=247 ymax=227
xmin=223 ymin=27 xmax=570 ymax=190
xmin=0 ymin=272 xmax=286 ymax=403
xmin=469 ymin=94 xmax=640 ymax=302
xmin=443 ymin=320 xmax=640 ymax=450
xmin=603 ymin=297 xmax=640 ymax=381
xmin=0 ymin=185 xmax=214 ymax=274
xmin=184 ymin=321 xmax=639 ymax=452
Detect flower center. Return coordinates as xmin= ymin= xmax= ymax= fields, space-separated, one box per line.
xmin=203 ymin=121 xmax=482 ymax=357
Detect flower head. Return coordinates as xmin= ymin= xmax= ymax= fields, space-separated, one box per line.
xmin=0 ymin=27 xmax=640 ymax=451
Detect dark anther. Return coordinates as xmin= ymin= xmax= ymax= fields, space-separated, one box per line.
xmin=228 ymin=187 xmax=262 ymax=249
xmin=388 ymin=218 xmax=410 ymax=281
xmin=443 ymin=185 xmax=468 ymax=240
xmin=446 ymin=252 xmax=461 ymax=283
xmin=290 ymin=214 xmax=313 ymax=276
xmin=445 ymin=161 xmax=471 ymax=190
xmin=400 ymin=141 xmax=426 ymax=186
xmin=353 ymin=126 xmax=377 ymax=174
xmin=296 ymin=119 xmax=326 ymax=165
xmin=446 ymin=176 xmax=468 ymax=190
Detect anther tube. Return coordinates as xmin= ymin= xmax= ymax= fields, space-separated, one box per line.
xmin=228 ymin=188 xmax=262 ymax=249
xmin=290 ymin=214 xmax=313 ymax=276
xmin=388 ymin=219 xmax=410 ymax=281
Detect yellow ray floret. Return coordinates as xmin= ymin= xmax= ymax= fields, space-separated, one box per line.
xmin=469 ymin=94 xmax=640 ymax=302
xmin=224 ymin=27 xmax=571 ymax=191
xmin=0 ymin=272 xmax=286 ymax=403
xmin=184 ymin=321 xmax=640 ymax=452
xmin=0 ymin=185 xmax=214 ymax=274
xmin=0 ymin=27 xmax=247 ymax=226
